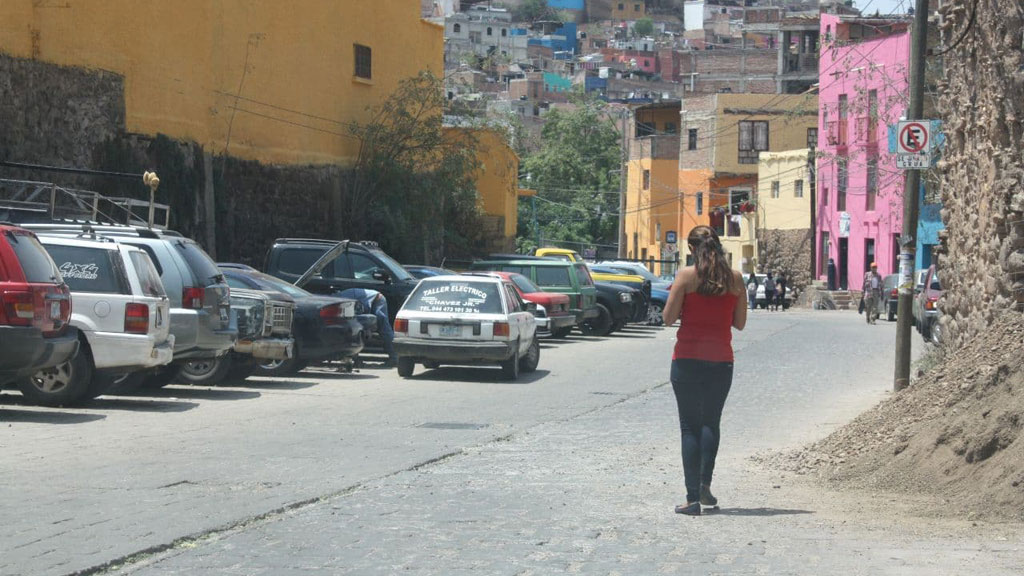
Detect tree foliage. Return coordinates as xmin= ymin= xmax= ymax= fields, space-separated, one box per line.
xmin=633 ymin=18 xmax=655 ymax=37
xmin=518 ymin=92 xmax=622 ymax=253
xmin=346 ymin=71 xmax=483 ymax=264
xmin=513 ymin=0 xmax=559 ymax=23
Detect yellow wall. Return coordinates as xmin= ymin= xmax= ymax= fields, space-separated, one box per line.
xmin=626 ymin=155 xmax=679 ymax=267
xmin=758 ymin=149 xmax=812 ymax=231
xmin=0 ymin=0 xmax=443 ymax=166
xmin=712 ymin=94 xmax=818 ymax=176
xmin=458 ymin=128 xmax=520 ymax=240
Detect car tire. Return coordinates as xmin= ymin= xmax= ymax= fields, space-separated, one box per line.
xmin=551 ymin=326 xmax=573 ymax=339
xmin=177 ymin=355 xmax=233 ymax=386
xmin=610 ymin=319 xmax=625 ymax=333
xmin=519 ymin=338 xmax=540 ymax=373
xmin=501 ymin=342 xmax=521 ymax=380
xmin=930 ymin=321 xmax=942 ymax=346
xmin=581 ymin=304 xmax=612 ymax=337
xmin=18 ymin=346 xmax=94 ymax=407
xmin=647 ymin=302 xmax=664 ymax=326
xmin=397 ymin=357 xmax=415 ymax=378
xmin=256 ymin=356 xmax=306 ymax=377
xmin=422 ymin=361 xmax=440 ymax=369
xmin=920 ymin=320 xmax=932 ymax=342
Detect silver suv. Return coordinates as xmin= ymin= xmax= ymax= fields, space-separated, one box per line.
xmin=25 ymin=234 xmax=174 ymax=405
xmin=20 ymin=224 xmax=236 ymax=386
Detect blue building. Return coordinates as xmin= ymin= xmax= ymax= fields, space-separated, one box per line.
xmin=527 ymin=22 xmax=578 ymax=59
xmin=546 ymin=0 xmax=585 ymax=9
xmin=917 ymin=182 xmax=944 ymax=270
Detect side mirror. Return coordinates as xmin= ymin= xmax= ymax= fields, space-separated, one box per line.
xmin=372 ymin=269 xmax=391 ymax=284
xmin=524 ymin=301 xmax=538 ymax=313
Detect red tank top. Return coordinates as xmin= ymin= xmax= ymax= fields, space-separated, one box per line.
xmin=673 ymin=291 xmax=738 ymax=363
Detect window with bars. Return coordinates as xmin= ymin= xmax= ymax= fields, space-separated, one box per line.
xmin=696 ymin=192 xmax=703 ymax=215
xmin=354 ymin=44 xmax=372 ymax=79
xmin=837 ymin=94 xmax=848 ymax=145
xmin=738 ymin=120 xmax=769 ymax=164
xmin=866 ymin=158 xmax=878 ymax=211
xmin=642 ymin=169 xmax=650 ymax=190
xmin=771 ymin=181 xmax=780 ymax=198
xmin=794 ymin=179 xmax=804 ymax=198
xmin=807 ymin=127 xmax=818 ymax=149
xmin=688 ymin=128 xmax=698 ymax=150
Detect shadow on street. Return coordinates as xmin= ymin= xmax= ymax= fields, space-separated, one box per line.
xmin=0 ymin=406 xmax=107 ymax=424
xmin=704 ymin=507 xmax=814 ymax=517
xmin=408 ymin=367 xmax=552 ymax=384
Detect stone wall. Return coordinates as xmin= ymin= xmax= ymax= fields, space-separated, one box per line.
xmin=935 ymin=0 xmax=1024 ymax=346
xmin=760 ymin=227 xmax=812 ymax=289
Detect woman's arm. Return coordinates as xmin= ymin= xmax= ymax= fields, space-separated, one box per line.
xmin=732 ymin=271 xmax=748 ymax=330
xmin=663 ymin=267 xmax=691 ymax=327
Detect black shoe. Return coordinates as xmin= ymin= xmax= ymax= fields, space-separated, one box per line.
xmin=700 ymin=484 xmax=718 ymax=507
xmin=674 ymin=501 xmax=701 ymax=516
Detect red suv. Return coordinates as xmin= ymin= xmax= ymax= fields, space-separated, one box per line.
xmin=0 ymin=225 xmax=78 ymax=390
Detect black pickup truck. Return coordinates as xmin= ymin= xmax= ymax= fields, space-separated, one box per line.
xmin=264 ymin=238 xmax=418 ymax=323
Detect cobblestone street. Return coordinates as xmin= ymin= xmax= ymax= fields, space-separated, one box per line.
xmin=3 ymin=311 xmax=1022 ymax=575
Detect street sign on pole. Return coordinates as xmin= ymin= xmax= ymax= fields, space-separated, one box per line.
xmin=895 ymin=120 xmax=932 ymax=170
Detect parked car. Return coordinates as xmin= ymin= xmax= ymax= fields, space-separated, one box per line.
xmin=648 ymin=287 xmax=669 ymax=326
xmin=468 ymin=259 xmax=598 ymax=338
xmin=403 ymin=264 xmax=457 ymax=279
xmin=532 ymin=247 xmax=653 ymax=301
xmin=463 ymin=271 xmax=574 ymax=338
xmin=265 ymin=238 xmax=417 ymax=325
xmin=27 ymin=234 xmax=174 ymax=405
xmin=594 ymin=261 xmax=673 ymax=291
xmin=20 ymin=224 xmax=237 ymax=387
xmin=591 ymin=281 xmax=638 ymax=336
xmin=178 ymin=287 xmax=294 ymax=384
xmin=913 ymin=265 xmax=943 ymax=344
xmin=219 ymin=264 xmax=368 ymax=375
xmin=883 ymin=274 xmax=900 ymax=321
xmin=0 ymin=225 xmax=78 ymax=401
xmin=393 ymin=275 xmax=540 ymax=380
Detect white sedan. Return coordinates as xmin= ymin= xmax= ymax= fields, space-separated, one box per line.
xmin=393 ymin=275 xmax=540 ymax=380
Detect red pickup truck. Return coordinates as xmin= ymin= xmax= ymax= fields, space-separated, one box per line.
xmin=0 ymin=225 xmax=78 ymax=393
xmin=465 ymin=271 xmax=576 ymax=337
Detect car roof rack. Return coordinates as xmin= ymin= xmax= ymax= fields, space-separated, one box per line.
xmin=273 ymin=237 xmax=351 ymax=246
xmin=0 ymin=178 xmax=171 ymax=229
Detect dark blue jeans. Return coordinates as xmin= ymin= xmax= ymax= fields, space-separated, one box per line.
xmin=670 ymin=358 xmax=734 ymax=503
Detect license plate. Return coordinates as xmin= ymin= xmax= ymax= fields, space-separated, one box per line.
xmin=50 ymin=301 xmax=61 ymax=319
xmin=439 ymin=324 xmax=461 ymax=337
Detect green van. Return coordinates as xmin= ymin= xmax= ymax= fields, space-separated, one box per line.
xmin=470 ymin=259 xmax=598 ymax=337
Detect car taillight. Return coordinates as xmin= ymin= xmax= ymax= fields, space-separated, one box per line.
xmin=890 ymin=289 xmax=898 ymax=298
xmin=182 ymin=287 xmax=205 ymax=310
xmin=394 ymin=318 xmax=408 ymax=334
xmin=1 ymin=291 xmax=35 ymax=327
xmin=925 ymin=297 xmax=938 ymax=311
xmin=320 ymin=303 xmax=343 ymax=325
xmin=493 ymin=322 xmax=510 ymax=337
xmin=124 ymin=303 xmax=150 ymax=334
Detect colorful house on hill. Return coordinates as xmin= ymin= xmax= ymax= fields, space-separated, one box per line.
xmin=815 ymin=14 xmax=911 ymax=291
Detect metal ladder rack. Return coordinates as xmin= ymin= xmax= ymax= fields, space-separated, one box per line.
xmin=0 ymin=178 xmax=170 ymax=229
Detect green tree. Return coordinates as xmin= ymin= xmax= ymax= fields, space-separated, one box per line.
xmin=518 ymin=92 xmax=623 ymax=251
xmin=513 ymin=0 xmax=558 ymax=22
xmin=346 ymin=71 xmax=483 ymax=264
xmin=633 ymin=18 xmax=655 ymax=37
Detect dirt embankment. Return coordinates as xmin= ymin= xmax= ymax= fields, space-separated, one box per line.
xmin=773 ymin=312 xmax=1024 ymax=522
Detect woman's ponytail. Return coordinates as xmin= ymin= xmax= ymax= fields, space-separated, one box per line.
xmin=687 ymin=226 xmax=735 ymax=296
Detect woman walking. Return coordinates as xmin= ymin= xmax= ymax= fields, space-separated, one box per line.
xmin=663 ymin=226 xmax=747 ymax=516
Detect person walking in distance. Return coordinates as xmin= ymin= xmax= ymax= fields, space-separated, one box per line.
xmin=775 ymin=272 xmax=787 ymax=311
xmin=746 ymin=274 xmax=758 ymax=311
xmin=862 ymin=262 xmax=883 ymax=325
xmin=762 ymin=271 xmax=776 ymax=312
xmin=663 ymin=226 xmax=747 ymax=516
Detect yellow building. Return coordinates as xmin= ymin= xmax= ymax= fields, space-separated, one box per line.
xmin=757 ymin=148 xmax=814 ymax=285
xmin=612 ymin=1 xmax=647 ymax=20
xmin=0 ymin=0 xmax=443 ymax=166
xmin=625 ymin=101 xmax=682 ymax=275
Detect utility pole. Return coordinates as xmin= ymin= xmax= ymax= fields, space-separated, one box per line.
xmin=808 ymin=147 xmax=816 ymax=283
xmin=617 ymin=107 xmax=629 ymax=258
xmin=894 ymin=0 xmax=930 ymax=392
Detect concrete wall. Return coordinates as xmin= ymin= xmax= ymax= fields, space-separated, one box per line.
xmin=758 ymin=149 xmax=812 ymax=231
xmin=0 ymin=0 xmax=443 ymax=167
xmin=934 ymin=0 xmax=1024 ymax=345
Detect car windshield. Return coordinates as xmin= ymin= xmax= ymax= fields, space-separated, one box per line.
xmin=252 ymin=271 xmax=313 ymax=298
xmin=370 ymin=249 xmax=414 ymax=282
xmin=404 ymin=280 xmax=503 ymax=314
xmin=509 ymin=273 xmax=540 ymax=294
xmin=930 ymin=272 xmax=941 ymax=290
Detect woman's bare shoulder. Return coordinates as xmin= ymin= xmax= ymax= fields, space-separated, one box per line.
xmin=731 ymin=270 xmax=745 ymax=294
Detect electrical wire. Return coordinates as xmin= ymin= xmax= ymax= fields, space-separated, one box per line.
xmin=929 ymin=0 xmax=978 ymax=57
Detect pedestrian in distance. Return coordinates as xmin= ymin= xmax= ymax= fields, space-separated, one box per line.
xmin=663 ymin=225 xmax=747 ymax=516
xmin=775 ymin=272 xmax=787 ymax=311
xmin=762 ymin=271 xmax=776 ymax=312
xmin=746 ymin=274 xmax=758 ymax=311
xmin=862 ymin=262 xmax=883 ymax=325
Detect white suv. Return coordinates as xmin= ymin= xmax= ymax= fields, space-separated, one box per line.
xmin=25 ymin=234 xmax=174 ymax=405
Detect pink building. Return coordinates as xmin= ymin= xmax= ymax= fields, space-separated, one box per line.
xmin=816 ymin=14 xmax=911 ymax=290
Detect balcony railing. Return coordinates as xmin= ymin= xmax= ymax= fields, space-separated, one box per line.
xmin=630 ymin=134 xmax=680 ymax=160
